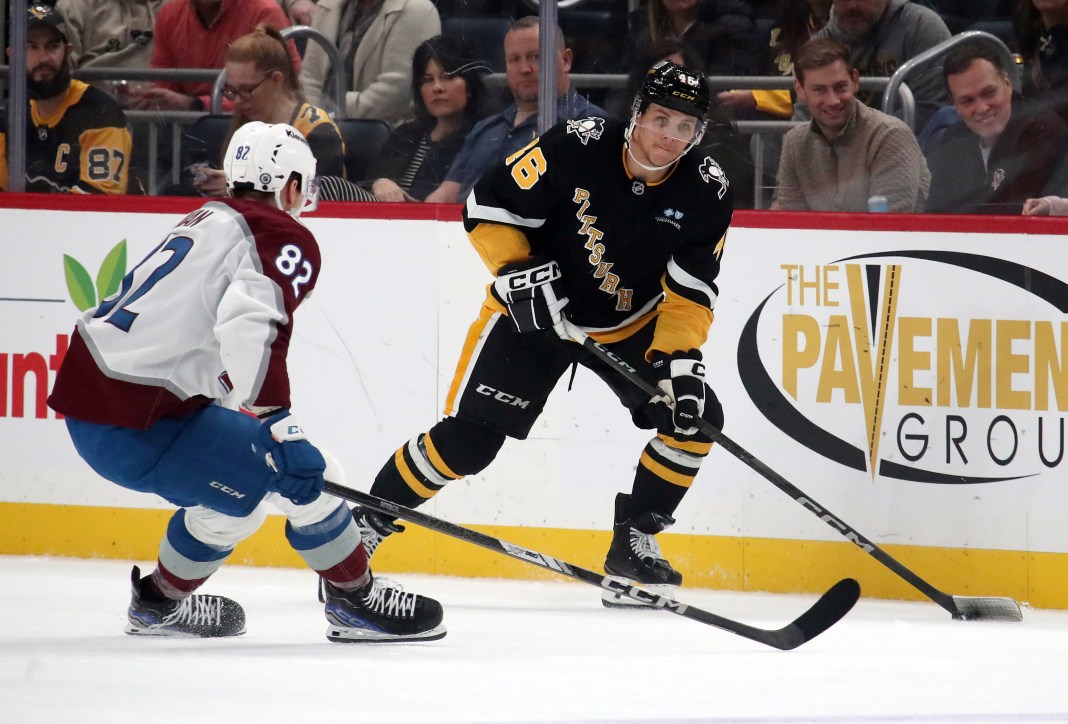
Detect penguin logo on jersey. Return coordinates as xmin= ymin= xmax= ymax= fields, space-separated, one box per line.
xmin=566 ymin=117 xmax=605 ymax=146
xmin=699 ymin=157 xmax=729 ymax=200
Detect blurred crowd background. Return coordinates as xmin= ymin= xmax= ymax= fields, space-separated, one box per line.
xmin=5 ymin=0 xmax=1068 ymax=215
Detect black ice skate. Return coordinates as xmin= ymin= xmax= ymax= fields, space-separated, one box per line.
xmin=324 ymin=573 xmax=446 ymax=642
xmin=125 ymin=566 xmax=246 ymax=637
xmin=602 ymin=493 xmax=683 ymax=608
xmin=317 ymin=507 xmax=406 ymax=603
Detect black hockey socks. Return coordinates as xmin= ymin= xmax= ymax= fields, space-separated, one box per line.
xmin=629 ymin=434 xmax=710 ymax=517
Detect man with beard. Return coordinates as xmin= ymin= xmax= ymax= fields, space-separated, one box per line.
xmin=810 ymin=0 xmax=950 ymax=134
xmin=1 ymin=5 xmax=132 ymax=194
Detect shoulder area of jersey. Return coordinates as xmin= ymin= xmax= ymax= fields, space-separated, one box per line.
xmin=688 ymin=152 xmax=731 ymax=202
xmin=555 ymin=116 xmax=616 ymax=147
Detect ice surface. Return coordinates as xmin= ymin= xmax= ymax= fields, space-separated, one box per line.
xmin=2 ymin=556 xmax=1067 ymax=723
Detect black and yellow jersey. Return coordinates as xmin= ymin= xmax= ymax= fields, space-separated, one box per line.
xmin=0 ymin=79 xmax=132 ymax=194
xmin=290 ymin=101 xmax=345 ymax=178
xmin=462 ymin=116 xmax=733 ymax=357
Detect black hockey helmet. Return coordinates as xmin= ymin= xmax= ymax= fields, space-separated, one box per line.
xmin=635 ymin=60 xmax=711 ymax=121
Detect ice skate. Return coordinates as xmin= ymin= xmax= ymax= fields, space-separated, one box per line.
xmin=317 ymin=507 xmax=405 ymax=603
xmin=125 ymin=566 xmax=246 ymax=637
xmin=324 ymin=573 xmax=446 ymax=642
xmin=602 ymin=493 xmax=682 ymax=608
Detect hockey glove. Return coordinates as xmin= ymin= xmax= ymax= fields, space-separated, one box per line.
xmin=650 ymin=349 xmax=706 ymax=436
xmin=492 ymin=257 xmax=569 ymax=338
xmin=258 ymin=410 xmax=326 ymax=505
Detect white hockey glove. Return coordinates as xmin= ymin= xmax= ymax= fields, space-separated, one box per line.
xmin=492 ymin=257 xmax=569 ymax=339
xmin=650 ymin=349 xmax=706 ymax=436
xmin=257 ymin=410 xmax=326 ymax=505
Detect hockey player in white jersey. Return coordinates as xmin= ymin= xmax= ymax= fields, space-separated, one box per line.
xmin=48 ymin=121 xmax=445 ymax=642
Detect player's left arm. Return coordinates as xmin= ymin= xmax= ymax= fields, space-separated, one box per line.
xmin=649 ymin=211 xmax=731 ymax=358
xmin=217 ymin=222 xmax=321 ymax=410
xmin=73 ymin=125 xmax=132 ymax=195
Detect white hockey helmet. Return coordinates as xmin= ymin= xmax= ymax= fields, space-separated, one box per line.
xmin=224 ymin=121 xmax=318 ymax=218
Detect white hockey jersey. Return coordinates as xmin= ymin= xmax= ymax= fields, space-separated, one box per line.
xmin=49 ymin=198 xmax=320 ymax=429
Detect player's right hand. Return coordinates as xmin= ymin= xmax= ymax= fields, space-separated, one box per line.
xmin=258 ymin=410 xmax=325 ymax=505
xmin=492 ymin=257 xmax=569 ymax=338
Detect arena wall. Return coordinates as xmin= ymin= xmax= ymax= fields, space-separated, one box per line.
xmin=2 ymin=194 xmax=1066 ymax=609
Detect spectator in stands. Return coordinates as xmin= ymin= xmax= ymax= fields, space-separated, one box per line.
xmin=1 ymin=5 xmax=132 ymax=195
xmin=299 ymin=0 xmax=440 ymax=125
xmin=320 ymin=35 xmax=493 ymax=202
xmin=622 ymin=0 xmax=760 ymax=77
xmin=772 ymin=37 xmax=930 ymax=211
xmin=925 ymin=42 xmax=1068 ymax=214
xmin=55 ymin=0 xmax=164 ymax=73
xmin=717 ymin=0 xmax=831 ymax=120
xmin=423 ymin=16 xmax=608 ymax=204
xmin=280 ymin=0 xmax=318 ymax=26
xmin=609 ymin=38 xmax=755 ymax=207
xmin=190 ymin=24 xmax=345 ymax=197
xmin=813 ymin=0 xmax=951 ymax=134
xmin=1015 ymin=0 xmax=1068 ymax=123
xmin=125 ymin=0 xmax=299 ymax=112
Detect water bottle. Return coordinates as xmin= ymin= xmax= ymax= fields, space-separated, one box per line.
xmin=867 ymin=195 xmax=889 ymax=213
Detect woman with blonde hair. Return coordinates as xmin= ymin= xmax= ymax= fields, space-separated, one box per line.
xmin=193 ymin=24 xmax=345 ymax=196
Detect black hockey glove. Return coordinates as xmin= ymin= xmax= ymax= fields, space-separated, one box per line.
xmin=650 ymin=349 xmax=706 ymax=436
xmin=492 ymin=257 xmax=569 ymax=338
xmin=257 ymin=410 xmax=326 ymax=505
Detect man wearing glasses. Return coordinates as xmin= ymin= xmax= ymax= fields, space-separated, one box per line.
xmin=124 ymin=0 xmax=298 ymax=112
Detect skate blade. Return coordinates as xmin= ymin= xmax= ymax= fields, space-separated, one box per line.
xmin=326 ymin=622 xmax=447 ymax=643
xmin=124 ymin=624 xmax=247 ymax=638
xmin=601 ymin=582 xmax=678 ymax=609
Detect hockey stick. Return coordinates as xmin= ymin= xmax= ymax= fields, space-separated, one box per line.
xmin=322 ymin=481 xmax=859 ymax=650
xmin=562 ymin=320 xmax=1023 ymax=622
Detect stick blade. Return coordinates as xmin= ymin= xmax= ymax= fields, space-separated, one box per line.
xmin=766 ymin=578 xmax=861 ymax=650
xmin=950 ymin=595 xmax=1023 ymax=622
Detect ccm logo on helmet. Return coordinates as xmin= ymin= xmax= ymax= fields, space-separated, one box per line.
xmin=505 ymin=261 xmax=561 ymax=290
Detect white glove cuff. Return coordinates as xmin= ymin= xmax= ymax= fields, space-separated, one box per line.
xmin=269 ymin=415 xmax=308 ymax=443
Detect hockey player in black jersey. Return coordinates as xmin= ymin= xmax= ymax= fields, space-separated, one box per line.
xmin=0 ymin=5 xmax=131 ymax=194
xmin=363 ymin=60 xmax=733 ymax=606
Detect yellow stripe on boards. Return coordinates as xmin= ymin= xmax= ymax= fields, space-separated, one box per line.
xmin=2 ymin=501 xmax=1065 ymax=609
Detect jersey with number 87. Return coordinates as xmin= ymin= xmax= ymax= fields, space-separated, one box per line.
xmin=49 ymin=198 xmax=321 ymax=429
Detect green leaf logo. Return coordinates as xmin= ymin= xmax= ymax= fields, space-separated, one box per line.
xmin=96 ymin=240 xmax=127 ymax=301
xmin=63 ymin=255 xmax=96 ymax=311
xmin=64 ymin=240 xmax=128 ymax=312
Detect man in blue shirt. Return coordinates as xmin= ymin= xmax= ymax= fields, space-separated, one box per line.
xmin=424 ymin=15 xmax=608 ymax=203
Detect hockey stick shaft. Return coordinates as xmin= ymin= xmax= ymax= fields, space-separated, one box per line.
xmin=563 ymin=321 xmax=1021 ymax=621
xmin=322 ymin=480 xmax=859 ymax=650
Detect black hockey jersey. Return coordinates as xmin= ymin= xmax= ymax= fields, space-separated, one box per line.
xmin=0 ymin=79 xmax=132 ymax=194
xmin=462 ymin=116 xmax=733 ymax=357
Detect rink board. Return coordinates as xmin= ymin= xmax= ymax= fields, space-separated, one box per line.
xmin=2 ymin=195 xmax=1067 ymax=608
